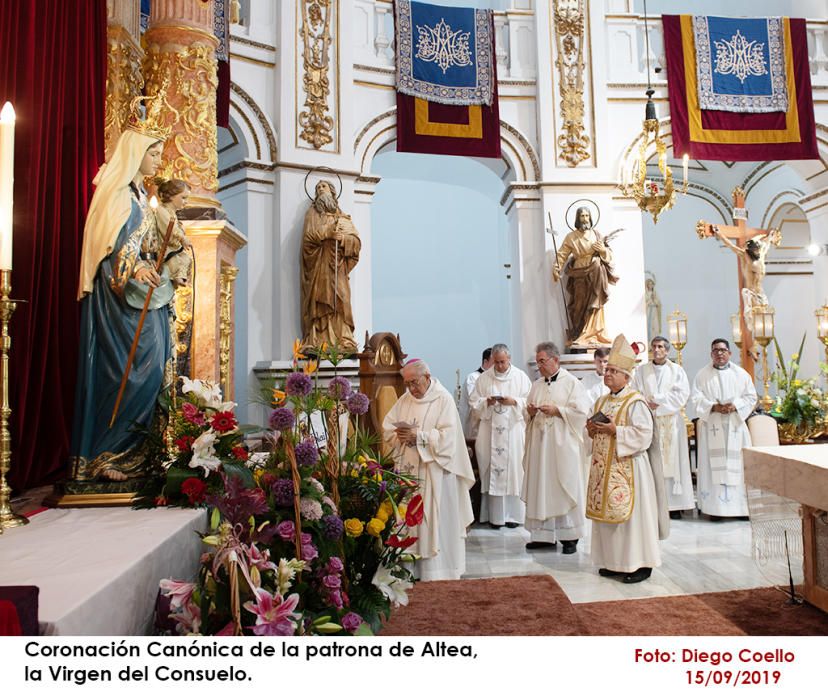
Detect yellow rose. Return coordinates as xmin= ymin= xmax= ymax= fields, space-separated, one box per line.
xmin=357 ymin=455 xmax=367 ymax=465
xmin=376 ymin=501 xmax=393 ymax=522
xmin=397 ymin=504 xmax=407 ymax=520
xmin=366 ymin=517 xmax=386 ymax=537
xmin=344 ymin=518 xmax=364 ymax=537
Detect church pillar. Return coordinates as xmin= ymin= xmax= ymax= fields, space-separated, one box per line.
xmin=104 ymin=0 xmax=143 ymax=159
xmin=143 ymin=0 xmax=248 ymax=402
xmin=504 ymin=188 xmax=546 ymax=370
xmin=185 ymin=220 xmax=247 ymax=398
xmin=143 ymin=0 xmax=220 ymax=209
xmin=350 ymin=177 xmax=377 ymax=348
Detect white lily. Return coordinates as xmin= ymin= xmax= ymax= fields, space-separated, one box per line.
xmin=189 ymin=429 xmax=222 ymax=475
xmin=371 ymin=565 xmax=413 ymax=607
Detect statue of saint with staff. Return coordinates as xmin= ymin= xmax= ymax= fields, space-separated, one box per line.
xmin=300 ymin=172 xmax=361 ymax=355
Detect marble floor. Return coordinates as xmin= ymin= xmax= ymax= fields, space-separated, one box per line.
xmin=464 ymin=511 xmax=804 ymax=604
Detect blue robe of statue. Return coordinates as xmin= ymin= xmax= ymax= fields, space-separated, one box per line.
xmin=70 ymin=190 xmax=172 ymax=480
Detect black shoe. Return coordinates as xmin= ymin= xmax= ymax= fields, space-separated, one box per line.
xmin=505 ymin=521 xmax=521 ymax=529
xmin=669 ymin=510 xmax=683 ymax=520
xmin=526 ymin=541 xmax=556 ymax=550
xmin=489 ymin=523 xmax=503 ymax=530
xmin=598 ymin=568 xmax=625 ymax=578
xmin=561 ymin=540 xmax=578 ymax=554
xmin=622 ymin=567 xmax=652 ymax=584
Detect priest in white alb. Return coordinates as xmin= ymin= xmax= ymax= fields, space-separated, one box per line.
xmin=459 ymin=347 xmax=492 ymax=439
xmin=586 ymin=334 xmax=670 ymax=584
xmin=692 ymin=338 xmax=757 ymax=518
xmin=469 ymin=343 xmax=531 ymax=529
xmin=632 ymin=336 xmax=695 ymax=517
xmin=382 ymin=359 xmax=475 ymax=581
xmin=521 ymin=342 xmax=591 ymax=554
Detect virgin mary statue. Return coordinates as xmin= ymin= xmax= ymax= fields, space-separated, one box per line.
xmin=69 ymin=95 xmax=175 ymax=483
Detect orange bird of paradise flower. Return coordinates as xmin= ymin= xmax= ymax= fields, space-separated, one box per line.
xmin=272 ymin=388 xmax=286 ymax=406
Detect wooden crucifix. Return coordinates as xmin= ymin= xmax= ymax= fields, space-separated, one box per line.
xmin=696 ymin=187 xmax=781 ymax=380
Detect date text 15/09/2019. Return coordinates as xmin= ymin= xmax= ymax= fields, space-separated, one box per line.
xmin=634 ymin=648 xmax=795 ymax=665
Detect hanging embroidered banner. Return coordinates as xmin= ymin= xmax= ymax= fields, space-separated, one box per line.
xmin=394 ymin=0 xmax=494 ymax=106
xmin=396 ymin=92 xmax=501 ymax=158
xmin=693 ymin=16 xmax=787 ymax=113
xmin=663 ymin=14 xmax=817 ymax=161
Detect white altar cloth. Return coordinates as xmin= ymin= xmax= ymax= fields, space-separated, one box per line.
xmin=0 ymin=507 xmax=207 ymax=635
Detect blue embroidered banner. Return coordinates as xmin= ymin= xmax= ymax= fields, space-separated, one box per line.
xmin=395 ymin=0 xmax=494 ymax=106
xmin=693 ymin=16 xmax=787 ymax=113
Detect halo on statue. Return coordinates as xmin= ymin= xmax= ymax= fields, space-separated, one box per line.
xmin=565 ymin=198 xmax=601 ymax=230
xmin=303 ymin=166 xmax=343 ymax=202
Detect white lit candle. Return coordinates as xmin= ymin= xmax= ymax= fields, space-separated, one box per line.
xmin=682 ymin=153 xmax=689 ymax=186
xmin=0 ymin=102 xmax=14 ymax=270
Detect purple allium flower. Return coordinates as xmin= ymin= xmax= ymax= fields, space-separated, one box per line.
xmin=271 ymin=478 xmax=295 ymax=507
xmin=321 ymin=514 xmax=344 ymax=540
xmin=326 ymin=556 xmax=344 ymax=574
xmin=327 ymin=376 xmax=352 ymax=401
xmin=322 ymin=574 xmax=341 ymax=590
xmin=269 ymin=406 xmax=295 ymax=431
xmin=285 ymin=372 xmax=313 ymax=397
xmin=294 ymin=438 xmax=320 ymax=466
xmin=299 ymin=496 xmax=323 ymax=521
xmin=341 ymin=612 xmax=363 ymax=633
xmin=276 ymin=520 xmax=296 ymax=541
xmin=301 ymin=543 xmax=318 ymax=562
xmin=346 ymin=391 xmax=369 ymax=415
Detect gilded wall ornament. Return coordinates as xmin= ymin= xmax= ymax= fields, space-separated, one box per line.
xmin=553 ymin=0 xmax=590 ymax=167
xmin=104 ymin=26 xmax=144 ymax=159
xmin=219 ymin=266 xmax=239 ymax=397
xmin=299 ymin=0 xmax=335 ymax=149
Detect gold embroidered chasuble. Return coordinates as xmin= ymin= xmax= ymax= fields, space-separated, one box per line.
xmin=587 ymin=388 xmax=648 ymax=523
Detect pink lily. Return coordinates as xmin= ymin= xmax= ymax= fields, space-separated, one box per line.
xmin=243 ymin=588 xmax=301 ymax=636
xmin=169 ymin=600 xmax=202 ymax=635
xmin=159 ymin=579 xmax=196 ymax=610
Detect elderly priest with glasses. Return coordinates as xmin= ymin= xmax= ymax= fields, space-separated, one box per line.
xmin=585 ymin=335 xmax=670 ymax=584
xmin=382 ymin=359 xmax=475 ymax=581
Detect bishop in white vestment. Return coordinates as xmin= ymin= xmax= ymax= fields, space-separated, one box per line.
xmin=692 ymin=339 xmax=757 ymax=517
xmin=632 ymin=337 xmax=695 ymax=514
xmin=521 ymin=343 xmax=591 ymax=553
xmin=382 ymin=360 xmax=475 ymax=581
xmin=586 ymin=335 xmax=670 ymax=584
xmin=469 ymin=344 xmax=531 ymax=528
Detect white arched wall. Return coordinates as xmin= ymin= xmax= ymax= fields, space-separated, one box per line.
xmin=352 ymin=109 xmax=544 ymax=371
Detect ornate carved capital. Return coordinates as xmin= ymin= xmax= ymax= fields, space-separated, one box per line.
xmin=553 ymin=0 xmax=590 ymax=167
xmin=299 ymin=0 xmax=335 ymax=149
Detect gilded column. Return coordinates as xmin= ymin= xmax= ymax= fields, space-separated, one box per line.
xmin=105 ymin=0 xmax=144 ymax=159
xmin=143 ymin=0 xmax=220 ymax=208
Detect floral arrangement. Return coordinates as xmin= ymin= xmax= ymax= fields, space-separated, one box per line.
xmin=770 ymin=335 xmax=828 ymax=430
xmin=155 ymin=341 xmax=421 ymax=635
xmin=136 ymin=377 xmax=256 ymax=508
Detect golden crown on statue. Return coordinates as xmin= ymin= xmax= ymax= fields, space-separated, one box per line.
xmin=125 ymin=77 xmax=178 ymax=142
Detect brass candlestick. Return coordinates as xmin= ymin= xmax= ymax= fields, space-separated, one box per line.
xmin=751 ymin=305 xmax=775 ymax=412
xmin=667 ymin=308 xmax=692 ymax=436
xmin=816 ymin=304 xmax=828 ymax=364
xmin=0 ymin=269 xmax=27 ymax=530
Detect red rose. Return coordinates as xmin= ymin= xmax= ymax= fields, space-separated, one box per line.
xmin=405 ymin=495 xmax=424 ymax=527
xmin=231 ymin=445 xmax=249 ymax=461
xmin=211 ymin=411 xmax=238 ymax=433
xmin=181 ymin=477 xmax=208 ymax=505
xmin=175 ymin=435 xmax=195 ymax=452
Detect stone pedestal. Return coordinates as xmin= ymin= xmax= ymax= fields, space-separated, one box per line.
xmin=185 ymin=219 xmax=247 ymax=399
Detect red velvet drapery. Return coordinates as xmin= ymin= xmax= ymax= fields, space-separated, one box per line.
xmin=0 ymin=1 xmax=107 ymax=490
